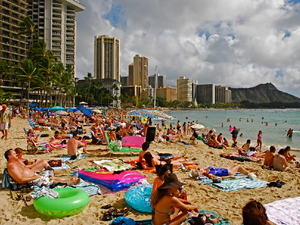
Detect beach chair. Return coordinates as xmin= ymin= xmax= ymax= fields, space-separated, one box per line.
xmin=2 ymin=168 xmax=32 ymax=191
xmin=104 ymin=132 xmax=141 ymax=155
xmin=26 ymin=137 xmax=49 ymax=154
xmin=28 ymin=119 xmax=40 ymax=130
xmin=90 ymin=130 xmax=103 ymax=145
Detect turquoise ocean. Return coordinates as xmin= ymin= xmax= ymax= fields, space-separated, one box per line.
xmin=162 ymin=109 xmax=300 ymax=154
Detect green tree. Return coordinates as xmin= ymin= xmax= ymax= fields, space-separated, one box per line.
xmin=15 ymin=59 xmax=39 ymax=107
xmin=18 ymin=16 xmax=37 ymax=50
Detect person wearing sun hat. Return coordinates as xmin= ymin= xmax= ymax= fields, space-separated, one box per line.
xmin=151 ymin=173 xmax=198 ymax=225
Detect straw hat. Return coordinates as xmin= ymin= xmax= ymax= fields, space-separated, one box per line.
xmin=158 ymin=173 xmax=184 ymax=190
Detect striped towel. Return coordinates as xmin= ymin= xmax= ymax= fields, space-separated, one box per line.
xmin=198 ymin=173 xmax=267 ymax=192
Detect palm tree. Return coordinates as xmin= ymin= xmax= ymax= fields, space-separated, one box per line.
xmin=84 ymin=72 xmax=94 ymax=104
xmin=15 ymin=59 xmax=39 ymax=107
xmin=18 ymin=16 xmax=37 ymax=50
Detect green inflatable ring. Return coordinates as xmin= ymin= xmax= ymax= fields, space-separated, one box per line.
xmin=34 ymin=188 xmax=89 ymax=217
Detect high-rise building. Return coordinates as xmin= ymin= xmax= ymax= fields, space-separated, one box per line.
xmin=129 ymin=54 xmax=148 ymax=89
xmin=196 ymin=84 xmax=215 ymax=104
xmin=149 ymin=73 xmax=166 ymax=88
xmin=27 ymin=0 xmax=85 ymax=70
xmin=94 ymin=35 xmax=120 ymax=81
xmin=215 ymin=85 xmax=232 ymax=103
xmin=0 ymin=0 xmax=28 ymax=65
xmin=176 ymin=76 xmax=193 ymax=102
xmin=156 ymin=86 xmax=177 ymax=102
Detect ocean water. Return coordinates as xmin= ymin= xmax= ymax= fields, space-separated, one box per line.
xmin=162 ymin=108 xmax=300 ymax=152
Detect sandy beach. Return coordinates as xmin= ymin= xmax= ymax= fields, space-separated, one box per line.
xmin=1 ymin=117 xmax=300 ymax=225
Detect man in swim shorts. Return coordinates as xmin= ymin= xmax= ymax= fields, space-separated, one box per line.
xmin=5 ymin=149 xmax=80 ymax=186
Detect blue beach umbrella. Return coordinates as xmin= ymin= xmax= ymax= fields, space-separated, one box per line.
xmin=41 ymin=107 xmax=50 ymax=111
xmin=29 ymin=103 xmax=38 ymax=108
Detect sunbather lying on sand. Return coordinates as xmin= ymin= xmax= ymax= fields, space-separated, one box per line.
xmin=5 ymin=149 xmax=80 ymax=186
xmin=192 ymin=164 xmax=256 ymax=180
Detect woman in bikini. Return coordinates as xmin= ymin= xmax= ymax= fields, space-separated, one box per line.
xmin=151 ymin=173 xmax=198 ymax=225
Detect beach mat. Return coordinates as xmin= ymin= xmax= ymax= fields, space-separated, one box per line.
xmin=93 ymin=159 xmax=134 ymax=172
xmin=56 ymin=154 xmax=88 ymax=162
xmin=264 ymin=196 xmax=300 ymax=225
xmin=52 ymin=163 xmax=71 ymax=170
xmin=31 ymin=179 xmax=101 ymax=197
xmin=110 ymin=210 xmax=229 ymax=225
xmin=198 ymin=173 xmax=267 ymax=192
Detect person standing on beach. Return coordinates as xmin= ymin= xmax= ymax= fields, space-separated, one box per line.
xmin=255 ymin=131 xmax=263 ymax=151
xmin=0 ymin=104 xmax=12 ymax=140
xmin=231 ymin=126 xmax=239 ymax=144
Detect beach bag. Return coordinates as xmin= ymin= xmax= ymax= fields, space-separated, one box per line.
xmin=111 ymin=140 xmax=122 ymax=151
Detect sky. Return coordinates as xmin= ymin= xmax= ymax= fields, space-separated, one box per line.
xmin=75 ymin=0 xmax=300 ymax=97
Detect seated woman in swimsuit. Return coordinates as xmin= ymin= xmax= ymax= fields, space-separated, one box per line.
xmin=196 ymin=164 xmax=257 ymax=180
xmin=151 ymin=173 xmax=220 ymax=225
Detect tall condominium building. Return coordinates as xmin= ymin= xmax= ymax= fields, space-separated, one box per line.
xmin=215 ymin=85 xmax=232 ymax=103
xmin=149 ymin=73 xmax=166 ymax=88
xmin=156 ymin=86 xmax=177 ymax=102
xmin=196 ymin=84 xmax=215 ymax=104
xmin=128 ymin=54 xmax=148 ymax=90
xmin=177 ymin=76 xmax=193 ymax=102
xmin=0 ymin=0 xmax=28 ymax=65
xmin=27 ymin=0 xmax=85 ymax=70
xmin=94 ymin=35 xmax=120 ymax=81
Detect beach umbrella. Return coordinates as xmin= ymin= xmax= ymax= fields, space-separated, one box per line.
xmin=50 ymin=106 xmax=65 ymax=111
xmin=29 ymin=103 xmax=38 ymax=108
xmin=127 ymin=109 xmax=173 ymax=120
xmin=33 ymin=107 xmax=42 ymax=111
xmin=41 ymin=107 xmax=50 ymax=111
xmin=54 ymin=110 xmax=69 ymax=115
xmin=191 ymin=124 xmax=205 ymax=130
xmin=92 ymin=109 xmax=102 ymax=114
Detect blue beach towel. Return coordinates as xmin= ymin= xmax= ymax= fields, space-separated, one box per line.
xmin=198 ymin=173 xmax=267 ymax=192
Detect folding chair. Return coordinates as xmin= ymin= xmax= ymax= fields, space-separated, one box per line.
xmin=104 ymin=132 xmax=141 ymax=155
xmin=2 ymin=168 xmax=32 ymax=191
xmin=26 ymin=137 xmax=49 ymax=154
xmin=90 ymin=130 xmax=103 ymax=145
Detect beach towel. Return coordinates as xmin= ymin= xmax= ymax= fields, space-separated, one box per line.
xmin=220 ymin=153 xmax=263 ymax=163
xmin=264 ymin=196 xmax=300 ymax=225
xmin=2 ymin=168 xmax=11 ymax=189
xmin=31 ymin=179 xmax=101 ymax=197
xmin=198 ymin=210 xmax=230 ymax=225
xmin=52 ymin=163 xmax=71 ymax=170
xmin=122 ymin=136 xmax=145 ymax=148
xmin=94 ymin=159 xmax=134 ymax=172
xmin=198 ymin=173 xmax=267 ymax=192
xmin=56 ymin=154 xmax=88 ymax=162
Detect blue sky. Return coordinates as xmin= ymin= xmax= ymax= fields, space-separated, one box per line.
xmin=76 ymin=0 xmax=300 ymax=97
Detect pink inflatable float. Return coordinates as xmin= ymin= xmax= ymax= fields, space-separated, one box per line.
xmin=122 ymin=136 xmax=145 ymax=148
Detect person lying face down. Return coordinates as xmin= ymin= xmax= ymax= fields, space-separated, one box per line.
xmin=196 ymin=164 xmax=257 ymax=180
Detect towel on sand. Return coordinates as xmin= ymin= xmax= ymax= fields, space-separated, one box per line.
xmin=264 ymin=196 xmax=300 ymax=225
xmin=198 ymin=173 xmax=267 ymax=192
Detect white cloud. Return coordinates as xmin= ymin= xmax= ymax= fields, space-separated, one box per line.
xmin=76 ymin=0 xmax=300 ymax=97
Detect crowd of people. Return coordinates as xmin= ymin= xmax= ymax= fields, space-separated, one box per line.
xmin=1 ymin=104 xmax=299 ymax=225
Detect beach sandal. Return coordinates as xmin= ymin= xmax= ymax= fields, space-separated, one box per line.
xmin=101 ymin=204 xmax=112 ymax=209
